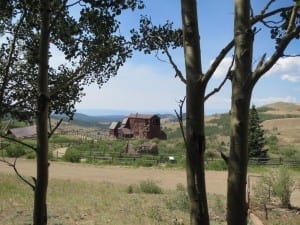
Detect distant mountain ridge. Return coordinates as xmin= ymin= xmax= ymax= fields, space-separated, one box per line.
xmin=51 ymin=112 xmax=176 ymax=129
xmin=51 ymin=102 xmax=300 ymax=129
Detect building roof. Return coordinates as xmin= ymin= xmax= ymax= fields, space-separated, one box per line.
xmin=128 ymin=113 xmax=159 ymax=119
xmin=121 ymin=117 xmax=129 ymax=126
xmin=8 ymin=125 xmax=36 ymax=138
xmin=109 ymin=121 xmax=120 ymax=130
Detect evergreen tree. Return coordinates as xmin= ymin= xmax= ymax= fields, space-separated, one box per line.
xmin=248 ymin=105 xmax=267 ymax=158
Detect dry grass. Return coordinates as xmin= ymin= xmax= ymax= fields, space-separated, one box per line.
xmin=1 ymin=171 xmax=300 ymax=225
xmin=262 ymin=102 xmax=300 ymax=116
xmin=0 ymin=174 xmax=190 ymax=225
xmin=263 ymin=118 xmax=300 ymax=144
xmin=0 ymin=173 xmax=232 ymax=225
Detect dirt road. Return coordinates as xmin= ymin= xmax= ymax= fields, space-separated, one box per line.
xmin=0 ymin=158 xmax=227 ymax=194
xmin=0 ymin=159 xmax=299 ymax=206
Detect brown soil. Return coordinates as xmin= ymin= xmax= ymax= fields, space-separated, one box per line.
xmin=0 ymin=159 xmax=227 ymax=193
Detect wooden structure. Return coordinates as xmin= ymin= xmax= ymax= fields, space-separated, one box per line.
xmin=109 ymin=113 xmax=166 ymax=139
xmin=7 ymin=125 xmax=36 ymax=138
xmin=108 ymin=122 xmax=120 ymax=137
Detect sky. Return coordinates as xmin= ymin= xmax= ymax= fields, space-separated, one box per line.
xmin=56 ymin=0 xmax=300 ymax=116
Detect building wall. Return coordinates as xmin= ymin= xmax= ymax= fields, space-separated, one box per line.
xmin=109 ymin=114 xmax=166 ymax=139
xmin=128 ymin=115 xmax=162 ymax=139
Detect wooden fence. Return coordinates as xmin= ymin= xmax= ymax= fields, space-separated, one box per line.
xmin=205 ymin=157 xmax=300 ymax=167
xmin=74 ymin=151 xmax=300 ymax=167
xmin=77 ymin=151 xmax=180 ymax=165
xmin=248 ymin=157 xmax=300 ymax=167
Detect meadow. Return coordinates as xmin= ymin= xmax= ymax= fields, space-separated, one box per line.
xmin=1 ymin=102 xmax=300 ymax=224
xmin=0 ymin=173 xmax=229 ymax=225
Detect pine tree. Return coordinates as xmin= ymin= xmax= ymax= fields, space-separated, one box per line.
xmin=248 ymin=105 xmax=268 ymax=158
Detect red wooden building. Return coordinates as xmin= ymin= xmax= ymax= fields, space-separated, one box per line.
xmin=109 ymin=114 xmax=166 ymax=139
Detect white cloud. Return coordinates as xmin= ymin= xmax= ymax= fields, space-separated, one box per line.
xmin=281 ymin=74 xmax=300 ymax=82
xmin=265 ymin=57 xmax=300 ymax=82
xmin=209 ymin=57 xmax=234 ymax=79
xmin=210 ymin=56 xmax=300 ymax=82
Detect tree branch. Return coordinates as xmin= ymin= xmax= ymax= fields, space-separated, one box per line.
xmin=287 ymin=4 xmax=300 ymax=33
xmin=204 ymin=41 xmax=234 ymax=84
xmin=0 ymin=11 xmax=27 ymax=111
xmin=165 ymin=49 xmax=186 ymax=84
xmin=204 ymin=56 xmax=234 ymax=101
xmin=174 ymin=96 xmax=187 ymax=147
xmin=49 ymin=57 xmax=92 ymax=97
xmin=0 ymin=157 xmax=35 ymax=191
xmin=251 ymin=6 xmax=293 ymax=24
xmin=282 ymin=54 xmax=300 ymax=57
xmin=252 ymin=26 xmax=300 ymax=84
xmin=259 ymin=0 xmax=276 ymax=16
xmin=0 ymin=134 xmax=37 ymax=152
xmin=202 ymin=4 xmax=293 ymax=85
xmin=48 ymin=118 xmax=63 ymax=138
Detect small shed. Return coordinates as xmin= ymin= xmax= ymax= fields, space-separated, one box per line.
xmin=109 ymin=121 xmax=121 ymax=137
xmin=7 ymin=125 xmax=37 ymax=138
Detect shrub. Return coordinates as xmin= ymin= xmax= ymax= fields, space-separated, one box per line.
xmin=125 ymin=184 xmax=134 ymax=194
xmin=139 ymin=180 xmax=163 ymax=194
xmin=5 ymin=145 xmax=26 ymax=157
xmin=205 ymin=159 xmax=227 ymax=171
xmin=253 ymin=175 xmax=272 ymax=205
xmin=25 ymin=150 xmax=36 ymax=159
xmin=253 ymin=167 xmax=296 ymax=208
xmin=166 ymin=183 xmax=189 ymax=212
xmin=271 ymin=167 xmax=296 ymax=208
xmin=63 ymin=148 xmax=81 ymax=163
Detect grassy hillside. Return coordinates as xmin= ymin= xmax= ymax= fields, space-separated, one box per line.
xmin=3 ymin=102 xmax=300 ymax=165
xmin=163 ymin=102 xmax=300 ymax=159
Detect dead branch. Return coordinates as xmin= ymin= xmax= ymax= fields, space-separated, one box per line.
xmin=174 ymin=96 xmax=187 ymax=146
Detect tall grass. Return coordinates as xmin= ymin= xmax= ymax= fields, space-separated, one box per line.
xmin=0 ymin=173 xmax=189 ymax=225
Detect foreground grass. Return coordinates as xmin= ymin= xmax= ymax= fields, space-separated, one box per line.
xmin=2 ymin=172 xmax=299 ymax=225
xmin=0 ymin=173 xmax=228 ymax=225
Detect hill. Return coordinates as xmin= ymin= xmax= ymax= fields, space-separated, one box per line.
xmin=51 ymin=113 xmax=176 ymax=129
xmin=51 ymin=113 xmax=124 ymax=129
xmin=259 ymin=101 xmax=300 ymax=116
xmin=202 ymin=102 xmax=300 ymax=158
xmin=51 ymin=102 xmax=300 ymax=148
xmin=260 ymin=102 xmax=300 ymax=147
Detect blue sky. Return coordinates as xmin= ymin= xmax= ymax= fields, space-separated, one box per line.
xmin=61 ymin=0 xmax=300 ymax=115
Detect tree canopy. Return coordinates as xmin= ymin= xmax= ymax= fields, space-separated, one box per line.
xmin=248 ymin=105 xmax=267 ymax=158
xmin=0 ymin=0 xmax=144 ymax=121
